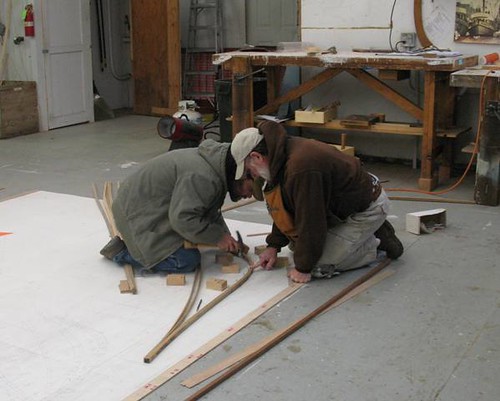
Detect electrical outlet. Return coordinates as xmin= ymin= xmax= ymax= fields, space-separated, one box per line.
xmin=400 ymin=32 xmax=417 ymax=49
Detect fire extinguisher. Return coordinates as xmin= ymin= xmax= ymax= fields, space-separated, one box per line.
xmin=24 ymin=4 xmax=35 ymax=37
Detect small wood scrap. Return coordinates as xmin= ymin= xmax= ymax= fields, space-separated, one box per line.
xmin=254 ymin=245 xmax=267 ymax=255
xmin=167 ymin=274 xmax=186 ymax=286
xmin=215 ymin=252 xmax=234 ymax=265
xmin=221 ymin=263 xmax=240 ymax=274
xmin=206 ymin=278 xmax=227 ymax=291
xmin=274 ymin=256 xmax=290 ymax=268
xmin=340 ymin=113 xmax=381 ymax=128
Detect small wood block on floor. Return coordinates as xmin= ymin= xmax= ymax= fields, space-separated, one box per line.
xmin=215 ymin=252 xmax=234 ymax=265
xmin=221 ymin=263 xmax=240 ymax=274
xmin=254 ymin=245 xmax=267 ymax=255
xmin=206 ymin=277 xmax=227 ymax=291
xmin=119 ymin=280 xmax=134 ymax=293
xmin=275 ymin=256 xmax=290 ymax=268
xmin=166 ymin=274 xmax=186 ymax=286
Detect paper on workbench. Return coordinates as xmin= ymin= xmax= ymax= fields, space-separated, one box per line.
xmin=0 ymin=191 xmax=291 ymax=401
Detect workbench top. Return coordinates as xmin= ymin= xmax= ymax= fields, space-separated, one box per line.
xmin=213 ymin=50 xmax=478 ymax=72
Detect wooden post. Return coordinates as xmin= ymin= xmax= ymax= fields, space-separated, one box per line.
xmin=231 ymin=58 xmax=253 ymax=136
xmin=419 ymin=71 xmax=439 ymax=191
xmin=475 ymin=75 xmax=500 ymax=206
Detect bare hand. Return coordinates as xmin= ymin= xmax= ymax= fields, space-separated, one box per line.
xmin=217 ymin=233 xmax=239 ymax=253
xmin=288 ymin=268 xmax=311 ymax=283
xmin=257 ymin=247 xmax=278 ymax=270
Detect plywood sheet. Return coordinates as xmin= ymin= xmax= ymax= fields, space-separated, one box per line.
xmin=0 ymin=192 xmax=290 ymax=401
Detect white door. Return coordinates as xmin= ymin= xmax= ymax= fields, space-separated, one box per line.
xmin=246 ymin=0 xmax=299 ymax=46
xmin=39 ymin=0 xmax=93 ymax=129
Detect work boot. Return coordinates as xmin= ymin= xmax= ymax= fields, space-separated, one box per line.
xmin=100 ymin=236 xmax=126 ymax=260
xmin=375 ymin=220 xmax=403 ymax=259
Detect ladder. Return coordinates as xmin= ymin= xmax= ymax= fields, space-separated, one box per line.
xmin=182 ymin=0 xmax=224 ymax=101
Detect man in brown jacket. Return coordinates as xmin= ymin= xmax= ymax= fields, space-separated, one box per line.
xmin=231 ymin=121 xmax=403 ymax=283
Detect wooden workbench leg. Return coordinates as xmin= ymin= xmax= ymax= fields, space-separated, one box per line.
xmin=419 ymin=71 xmax=439 ymax=191
xmin=231 ymin=58 xmax=253 ymax=137
xmin=266 ymin=66 xmax=286 ymax=104
xmin=475 ymin=76 xmax=500 ymax=206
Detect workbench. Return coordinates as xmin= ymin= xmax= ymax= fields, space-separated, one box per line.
xmin=213 ymin=51 xmax=478 ymax=191
xmin=451 ymin=67 xmax=500 ymax=205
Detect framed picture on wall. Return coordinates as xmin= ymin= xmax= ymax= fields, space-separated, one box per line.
xmin=455 ymin=0 xmax=500 ymax=43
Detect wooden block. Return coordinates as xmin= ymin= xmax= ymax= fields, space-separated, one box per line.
xmin=275 ymin=256 xmax=290 ymax=268
xmin=206 ymin=277 xmax=227 ymax=291
xmin=119 ymin=280 xmax=132 ymax=293
xmin=221 ymin=263 xmax=240 ymax=274
xmin=254 ymin=245 xmax=267 ymax=255
xmin=215 ymin=252 xmax=234 ymax=265
xmin=295 ymin=106 xmax=337 ymax=124
xmin=166 ymin=274 xmax=186 ymax=286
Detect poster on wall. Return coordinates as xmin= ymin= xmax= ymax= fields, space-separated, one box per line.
xmin=455 ymin=0 xmax=500 ymax=43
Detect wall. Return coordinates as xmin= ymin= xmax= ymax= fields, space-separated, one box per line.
xmin=300 ymin=0 xmax=496 ymax=163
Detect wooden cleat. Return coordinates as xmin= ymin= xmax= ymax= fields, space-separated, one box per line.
xmin=166 ymin=274 xmax=186 ymax=286
xmin=215 ymin=252 xmax=234 ymax=265
xmin=254 ymin=245 xmax=267 ymax=255
xmin=206 ymin=277 xmax=227 ymax=291
xmin=221 ymin=263 xmax=240 ymax=274
xmin=275 ymin=256 xmax=290 ymax=268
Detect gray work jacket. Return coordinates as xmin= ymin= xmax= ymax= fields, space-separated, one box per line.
xmin=112 ymin=140 xmax=230 ymax=268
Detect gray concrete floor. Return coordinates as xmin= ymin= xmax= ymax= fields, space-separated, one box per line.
xmin=1 ymin=115 xmax=499 ymax=401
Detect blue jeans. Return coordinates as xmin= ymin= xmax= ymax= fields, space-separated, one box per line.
xmin=113 ymin=246 xmax=201 ymax=273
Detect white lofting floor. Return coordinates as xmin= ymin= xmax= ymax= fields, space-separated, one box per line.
xmin=0 ymin=191 xmax=291 ymax=401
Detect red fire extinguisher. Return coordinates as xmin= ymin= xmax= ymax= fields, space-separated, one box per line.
xmin=24 ymin=4 xmax=35 ymax=37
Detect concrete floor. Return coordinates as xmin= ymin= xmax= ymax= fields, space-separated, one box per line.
xmin=1 ymin=115 xmax=499 ymax=401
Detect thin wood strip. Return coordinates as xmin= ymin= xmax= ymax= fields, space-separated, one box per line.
xmin=388 ymin=195 xmax=475 ymax=205
xmin=143 ymin=265 xmax=254 ymax=363
xmin=182 ymin=268 xmax=395 ymax=388
xmin=92 ymin=184 xmax=114 ymax=236
xmin=220 ymin=197 xmax=258 ymax=212
xmin=185 ymin=258 xmax=391 ymax=401
xmin=246 ymin=232 xmax=271 ymax=237
xmin=144 ymin=267 xmax=203 ymax=363
xmin=123 ymin=283 xmax=303 ymax=401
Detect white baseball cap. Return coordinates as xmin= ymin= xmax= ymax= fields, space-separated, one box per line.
xmin=230 ymin=127 xmax=264 ymax=180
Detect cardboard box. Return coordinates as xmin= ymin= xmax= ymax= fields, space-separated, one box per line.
xmin=0 ymin=81 xmax=39 ymax=139
xmin=406 ymin=208 xmax=446 ymax=235
xmin=295 ymin=105 xmax=337 ymax=124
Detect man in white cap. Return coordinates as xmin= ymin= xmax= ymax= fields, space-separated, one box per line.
xmin=231 ymin=121 xmax=403 ymax=283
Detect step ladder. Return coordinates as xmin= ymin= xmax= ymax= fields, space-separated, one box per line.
xmin=183 ymin=0 xmax=224 ymax=101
